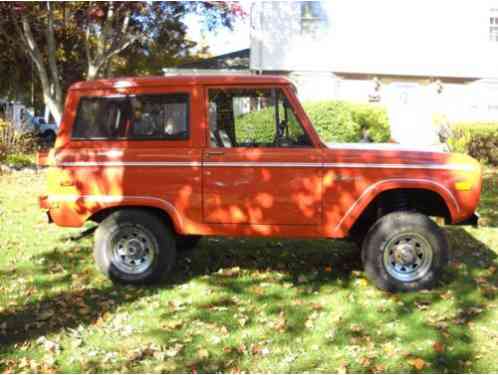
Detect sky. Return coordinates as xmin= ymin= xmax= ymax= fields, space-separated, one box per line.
xmin=184 ymin=4 xmax=250 ymax=56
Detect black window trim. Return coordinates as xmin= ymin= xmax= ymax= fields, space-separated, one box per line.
xmin=71 ymin=92 xmax=191 ymax=142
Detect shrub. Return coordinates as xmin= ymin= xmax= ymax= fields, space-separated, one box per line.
xmin=235 ymin=108 xmax=275 ymax=144
xmin=5 ymin=153 xmax=36 ymax=168
xmin=235 ymin=100 xmax=391 ymax=144
xmin=303 ymin=101 xmax=360 ymax=143
xmin=448 ymin=123 xmax=498 ymax=165
xmin=348 ymin=103 xmax=391 ymax=143
xmin=0 ymin=119 xmax=39 ymax=164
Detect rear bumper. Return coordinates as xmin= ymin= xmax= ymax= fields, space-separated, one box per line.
xmin=39 ymin=195 xmax=53 ymax=223
xmin=448 ymin=212 xmax=479 ymax=227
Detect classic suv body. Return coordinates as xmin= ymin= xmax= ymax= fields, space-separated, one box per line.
xmin=40 ymin=75 xmax=481 ymax=240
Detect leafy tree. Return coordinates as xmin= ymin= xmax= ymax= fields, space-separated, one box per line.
xmin=0 ymin=2 xmax=245 ymax=123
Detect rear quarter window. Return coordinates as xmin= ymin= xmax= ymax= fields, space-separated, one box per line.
xmin=71 ymin=93 xmax=190 ymax=141
xmin=72 ymin=97 xmax=127 ymax=139
xmin=129 ymin=94 xmax=189 ymax=140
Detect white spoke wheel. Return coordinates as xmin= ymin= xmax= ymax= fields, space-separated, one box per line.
xmin=111 ymin=225 xmax=157 ymax=275
xmin=383 ymin=233 xmax=433 ymax=282
xmin=94 ymin=209 xmax=176 ymax=284
xmin=362 ymin=212 xmax=449 ymax=292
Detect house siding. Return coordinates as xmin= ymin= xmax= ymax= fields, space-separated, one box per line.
xmin=250 ymin=1 xmax=498 ymax=125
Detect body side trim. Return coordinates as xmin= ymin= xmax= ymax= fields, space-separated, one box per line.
xmin=55 ymin=160 xmax=474 ymax=171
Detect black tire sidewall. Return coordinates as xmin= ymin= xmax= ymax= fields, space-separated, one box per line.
xmin=362 ymin=212 xmax=449 ymax=292
xmin=94 ymin=209 xmax=176 ymax=284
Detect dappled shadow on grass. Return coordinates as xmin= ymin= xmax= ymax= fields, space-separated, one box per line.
xmin=144 ymin=228 xmax=497 ymax=372
xmin=0 ymin=227 xmax=496 ymax=372
xmin=478 ymin=168 xmax=498 ymax=228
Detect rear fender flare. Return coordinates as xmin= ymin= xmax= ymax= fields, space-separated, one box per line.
xmin=49 ymin=194 xmax=184 ymax=233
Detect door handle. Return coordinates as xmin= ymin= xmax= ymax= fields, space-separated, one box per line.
xmin=206 ymin=151 xmax=225 ymax=156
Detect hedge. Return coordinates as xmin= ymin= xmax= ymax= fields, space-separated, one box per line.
xmin=236 ymin=101 xmax=391 ymax=144
xmin=448 ymin=123 xmax=498 ymax=165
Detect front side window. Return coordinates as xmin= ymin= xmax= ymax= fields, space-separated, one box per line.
xmin=208 ymin=88 xmax=311 ymax=148
xmin=72 ymin=93 xmax=189 ymax=140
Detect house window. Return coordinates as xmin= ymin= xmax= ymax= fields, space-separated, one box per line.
xmin=301 ymin=1 xmax=326 ymax=37
xmin=489 ymin=9 xmax=498 ymax=41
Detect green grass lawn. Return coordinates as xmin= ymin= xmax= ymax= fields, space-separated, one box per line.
xmin=0 ymin=168 xmax=497 ymax=373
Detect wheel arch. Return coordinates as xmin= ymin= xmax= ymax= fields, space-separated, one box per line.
xmin=340 ymin=179 xmax=459 ymax=236
xmin=87 ymin=201 xmax=184 ymax=235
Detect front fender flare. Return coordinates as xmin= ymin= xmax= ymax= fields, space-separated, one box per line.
xmin=333 ymin=178 xmax=460 ymax=236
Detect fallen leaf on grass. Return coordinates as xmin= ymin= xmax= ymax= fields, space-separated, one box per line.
xmin=274 ymin=311 xmax=287 ymax=332
xmin=433 ymin=341 xmax=445 ymax=353
xmin=218 ymin=267 xmax=240 ymax=277
xmin=408 ymin=357 xmax=426 ymax=370
xmin=197 ymin=348 xmax=209 ymax=359
xmin=161 ymin=320 xmax=183 ymax=330
xmin=165 ymin=343 xmax=184 ymax=358
xmin=337 ymin=362 xmax=348 ymax=374
xmin=356 ymin=278 xmax=368 ymax=287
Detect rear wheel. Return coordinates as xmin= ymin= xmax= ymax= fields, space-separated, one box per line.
xmin=362 ymin=211 xmax=449 ymax=292
xmin=94 ymin=209 xmax=176 ymax=284
xmin=41 ymin=130 xmax=56 ymax=145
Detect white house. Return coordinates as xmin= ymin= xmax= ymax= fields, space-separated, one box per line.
xmin=250 ymin=0 xmax=498 ymax=126
xmin=171 ymin=1 xmax=498 ymax=145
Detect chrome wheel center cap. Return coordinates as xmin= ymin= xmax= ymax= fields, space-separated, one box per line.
xmin=126 ymin=239 xmax=144 ymax=258
xmin=394 ymin=245 xmax=416 ymax=266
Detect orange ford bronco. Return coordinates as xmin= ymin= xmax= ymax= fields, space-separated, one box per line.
xmin=38 ymin=75 xmax=482 ymax=291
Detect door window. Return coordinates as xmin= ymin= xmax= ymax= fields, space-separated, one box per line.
xmin=208 ymin=88 xmax=311 ymax=148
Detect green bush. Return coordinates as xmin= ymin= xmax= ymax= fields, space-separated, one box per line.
xmin=348 ymin=102 xmax=391 ymax=143
xmin=0 ymin=119 xmax=39 ymax=166
xmin=303 ymin=101 xmax=360 ymax=143
xmin=235 ymin=109 xmax=275 ymax=144
xmin=449 ymin=123 xmax=498 ymax=165
xmin=235 ymin=100 xmax=391 ymax=144
xmin=5 ymin=153 xmax=35 ymax=168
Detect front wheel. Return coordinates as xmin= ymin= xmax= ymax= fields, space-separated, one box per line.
xmin=362 ymin=211 xmax=449 ymax=292
xmin=94 ymin=209 xmax=176 ymax=284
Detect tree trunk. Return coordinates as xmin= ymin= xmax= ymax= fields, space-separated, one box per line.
xmin=44 ymin=93 xmax=62 ymax=124
xmin=6 ymin=5 xmax=64 ymax=124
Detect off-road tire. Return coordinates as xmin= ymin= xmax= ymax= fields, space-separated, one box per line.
xmin=362 ymin=211 xmax=449 ymax=292
xmin=41 ymin=130 xmax=56 ymax=145
xmin=94 ymin=209 xmax=176 ymax=284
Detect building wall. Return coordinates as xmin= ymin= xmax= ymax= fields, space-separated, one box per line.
xmin=250 ymin=0 xmax=498 ymax=78
xmin=251 ymin=0 xmax=498 ymax=131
